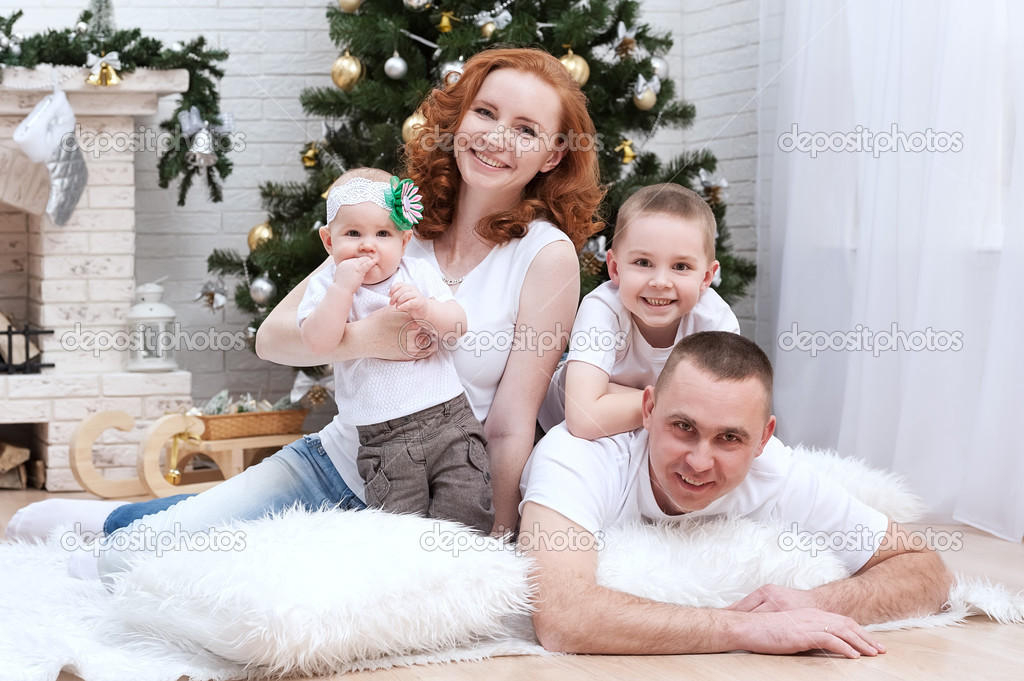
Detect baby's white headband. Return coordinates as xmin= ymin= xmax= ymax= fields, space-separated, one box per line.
xmin=325 ymin=176 xmax=424 ymax=231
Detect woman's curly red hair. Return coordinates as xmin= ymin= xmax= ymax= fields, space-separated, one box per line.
xmin=402 ymin=47 xmax=605 ymax=249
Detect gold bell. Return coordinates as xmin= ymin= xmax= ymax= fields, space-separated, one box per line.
xmin=86 ymin=62 xmax=122 ymax=87
xmin=614 ymin=139 xmax=637 ymax=164
xmin=301 ymin=143 xmax=320 ymax=168
xmin=165 ymin=431 xmax=201 ymax=485
xmin=438 ymin=11 xmax=458 ymax=33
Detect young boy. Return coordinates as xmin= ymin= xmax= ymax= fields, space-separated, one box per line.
xmin=298 ymin=168 xmax=493 ymax=533
xmin=538 ymin=183 xmax=740 ymax=439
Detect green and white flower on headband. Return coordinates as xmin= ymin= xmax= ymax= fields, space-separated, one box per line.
xmin=325 ymin=175 xmax=424 ymax=231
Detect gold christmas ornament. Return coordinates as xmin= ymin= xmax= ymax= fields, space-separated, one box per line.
xmin=614 ymin=139 xmax=637 ymax=164
xmin=559 ymin=48 xmax=590 ymax=86
xmin=632 ymin=74 xmax=661 ymax=111
xmin=438 ymin=11 xmax=459 ymax=33
xmin=331 ymin=49 xmax=364 ymax=92
xmin=337 ymin=0 xmax=364 ymax=12
xmin=85 ymin=52 xmax=123 ymax=86
xmin=401 ymin=109 xmax=427 ymax=143
xmin=306 ymin=384 xmax=330 ymax=406
xmin=248 ymin=222 xmax=274 ymax=251
xmin=633 ymin=88 xmax=657 ymax=110
xmin=480 ymin=21 xmax=496 ymax=38
xmin=301 ymin=142 xmax=320 ymax=167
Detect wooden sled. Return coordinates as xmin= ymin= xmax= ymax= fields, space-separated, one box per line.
xmin=69 ymin=411 xmax=300 ymax=499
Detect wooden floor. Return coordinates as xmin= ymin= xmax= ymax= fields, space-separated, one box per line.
xmin=2 ymin=489 xmax=1021 ymax=681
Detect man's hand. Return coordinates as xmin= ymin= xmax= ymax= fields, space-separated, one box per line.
xmin=726 ymin=584 xmax=818 ymax=613
xmin=334 ymin=256 xmax=375 ymax=293
xmin=389 ymin=281 xmax=428 ymax=318
xmin=737 ymin=609 xmax=886 ymax=658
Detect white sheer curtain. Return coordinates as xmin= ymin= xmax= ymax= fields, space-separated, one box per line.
xmin=756 ymin=0 xmax=1023 ymax=540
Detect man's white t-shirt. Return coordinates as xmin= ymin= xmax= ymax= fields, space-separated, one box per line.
xmin=538 ymin=281 xmax=740 ymax=431
xmin=520 ymin=424 xmax=890 ymax=573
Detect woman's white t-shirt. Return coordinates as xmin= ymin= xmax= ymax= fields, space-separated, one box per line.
xmin=319 ymin=220 xmax=572 ymax=501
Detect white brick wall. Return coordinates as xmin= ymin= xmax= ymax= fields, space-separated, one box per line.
xmin=5 ymin=0 xmax=764 ymax=403
xmin=642 ymin=0 xmax=761 ymax=335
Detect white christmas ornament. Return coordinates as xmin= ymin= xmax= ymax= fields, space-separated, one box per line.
xmin=384 ymin=51 xmax=408 ymax=79
xmin=651 ymin=56 xmax=669 ymax=79
xmin=13 ymin=90 xmax=88 ymax=225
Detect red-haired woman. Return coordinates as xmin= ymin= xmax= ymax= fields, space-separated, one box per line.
xmin=8 ymin=47 xmax=604 ymax=563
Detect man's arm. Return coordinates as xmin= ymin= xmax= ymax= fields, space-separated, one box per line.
xmin=728 ymin=521 xmax=952 ymax=624
xmin=520 ymin=501 xmax=886 ymax=658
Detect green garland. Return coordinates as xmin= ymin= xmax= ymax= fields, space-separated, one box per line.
xmin=0 ymin=9 xmax=231 ymax=205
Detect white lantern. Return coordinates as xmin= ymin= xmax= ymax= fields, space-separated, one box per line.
xmin=126 ymin=281 xmax=177 ymax=372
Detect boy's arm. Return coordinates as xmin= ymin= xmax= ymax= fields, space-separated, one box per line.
xmin=564 ymin=361 xmax=644 ymax=439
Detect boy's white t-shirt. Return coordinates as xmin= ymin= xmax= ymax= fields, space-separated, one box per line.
xmin=537 ymin=281 xmax=740 ymax=431
xmin=296 ymin=256 xmax=464 ymax=426
xmin=520 ymin=423 xmax=890 ymax=574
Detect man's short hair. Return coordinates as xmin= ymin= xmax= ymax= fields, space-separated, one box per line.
xmin=655 ymin=332 xmax=774 ymax=419
xmin=614 ymin=183 xmax=718 ymax=263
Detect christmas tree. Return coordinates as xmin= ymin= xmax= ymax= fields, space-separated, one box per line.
xmin=206 ymin=0 xmax=755 ymax=334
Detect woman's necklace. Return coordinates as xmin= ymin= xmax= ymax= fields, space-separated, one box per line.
xmin=440 ymin=273 xmax=464 ymax=286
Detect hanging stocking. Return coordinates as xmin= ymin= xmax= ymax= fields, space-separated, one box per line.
xmin=13 ymin=90 xmax=88 ymax=226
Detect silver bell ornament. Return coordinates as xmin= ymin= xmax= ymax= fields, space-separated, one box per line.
xmin=249 ymin=273 xmax=277 ymax=305
xmin=384 ymin=51 xmax=408 ymax=80
xmin=185 ymin=124 xmax=217 ymax=168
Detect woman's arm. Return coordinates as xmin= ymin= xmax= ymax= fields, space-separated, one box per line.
xmin=484 ymin=240 xmax=579 ymax=533
xmin=256 ymin=256 xmax=435 ymax=366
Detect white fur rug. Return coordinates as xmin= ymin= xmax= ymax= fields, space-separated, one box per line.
xmin=1 ymin=448 xmax=1021 ymax=681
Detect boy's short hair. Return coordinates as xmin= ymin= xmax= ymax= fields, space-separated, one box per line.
xmin=614 ymin=183 xmax=717 ymax=262
xmin=655 ymin=331 xmax=774 ymax=420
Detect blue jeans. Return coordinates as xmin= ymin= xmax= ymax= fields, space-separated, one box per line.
xmin=97 ymin=434 xmax=365 ymax=578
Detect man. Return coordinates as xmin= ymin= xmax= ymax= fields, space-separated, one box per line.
xmin=519 ymin=331 xmax=951 ymax=658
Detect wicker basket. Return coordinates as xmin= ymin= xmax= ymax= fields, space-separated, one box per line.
xmin=197 ymin=409 xmax=309 ymax=441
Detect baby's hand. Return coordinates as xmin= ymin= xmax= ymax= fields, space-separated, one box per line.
xmin=390 ymin=282 xmax=428 ymax=318
xmin=334 ymin=256 xmax=375 ymax=293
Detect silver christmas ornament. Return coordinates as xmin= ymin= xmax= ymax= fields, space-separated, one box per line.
xmin=9 ymin=43 xmax=20 ymax=57
xmin=651 ymin=56 xmax=670 ymax=80
xmin=249 ymin=274 xmax=277 ymax=305
xmin=440 ymin=57 xmax=465 ymax=84
xmin=0 ymin=36 xmax=8 ymax=50
xmin=384 ymin=51 xmax=408 ymax=80
xmin=169 ymin=41 xmax=184 ymax=52
xmin=75 ymin=21 xmax=89 ymax=35
xmin=403 ymin=0 xmax=432 ymax=10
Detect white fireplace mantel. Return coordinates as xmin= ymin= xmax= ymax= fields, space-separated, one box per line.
xmin=0 ymin=66 xmax=193 ymax=491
